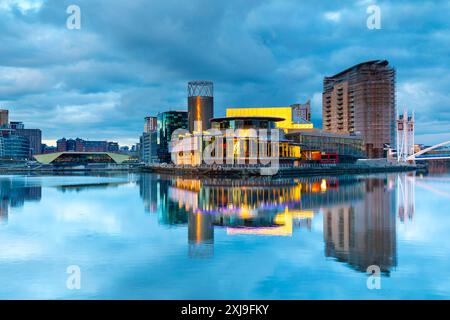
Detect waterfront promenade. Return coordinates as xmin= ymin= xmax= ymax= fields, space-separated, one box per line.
xmin=143 ymin=161 xmax=418 ymax=177
xmin=0 ymin=161 xmax=418 ymax=177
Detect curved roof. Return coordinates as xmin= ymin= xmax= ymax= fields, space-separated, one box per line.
xmin=34 ymin=152 xmax=131 ymax=164
xmin=326 ymin=60 xmax=389 ymax=79
xmin=210 ymin=116 xmax=285 ymax=123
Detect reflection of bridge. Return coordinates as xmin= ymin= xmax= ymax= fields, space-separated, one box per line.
xmin=407 ymin=141 xmax=450 ymax=161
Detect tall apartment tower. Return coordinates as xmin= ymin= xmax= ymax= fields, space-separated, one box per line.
xmin=322 ymin=60 xmax=396 ymax=158
xmin=188 ymin=81 xmax=214 ymax=133
xmin=0 ymin=109 xmax=9 ymax=127
xmin=144 ymin=116 xmax=157 ymax=133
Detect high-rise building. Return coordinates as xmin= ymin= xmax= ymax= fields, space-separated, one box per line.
xmin=188 ymin=81 xmax=214 ymax=133
xmin=15 ymin=128 xmax=42 ymax=156
xmin=140 ymin=116 xmax=159 ymax=164
xmin=291 ymin=100 xmax=311 ymax=122
xmin=144 ymin=116 xmax=158 ymax=133
xmin=157 ymin=111 xmax=188 ymax=163
xmin=140 ymin=131 xmax=158 ymax=164
xmin=0 ymin=109 xmax=8 ymax=128
xmin=322 ymin=60 xmax=396 ymax=158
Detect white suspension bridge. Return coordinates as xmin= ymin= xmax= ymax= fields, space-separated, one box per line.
xmin=406 ymin=140 xmax=450 ymax=161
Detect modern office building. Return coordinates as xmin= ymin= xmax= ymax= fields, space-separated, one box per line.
xmin=15 ymin=128 xmax=42 ymax=156
xmin=144 ymin=116 xmax=158 ymax=133
xmin=157 ymin=111 xmax=189 ymax=163
xmin=0 ymin=131 xmax=30 ymax=160
xmin=286 ymin=129 xmax=365 ymax=163
xmin=140 ymin=116 xmax=159 ymax=164
xmin=0 ymin=111 xmax=42 ymax=157
xmin=291 ymin=100 xmax=311 ymax=122
xmin=188 ymin=81 xmax=214 ymax=133
xmin=322 ymin=60 xmax=396 ymax=158
xmin=140 ymin=131 xmax=158 ymax=164
xmin=226 ymin=106 xmax=314 ymax=132
xmin=0 ymin=109 xmax=8 ymax=128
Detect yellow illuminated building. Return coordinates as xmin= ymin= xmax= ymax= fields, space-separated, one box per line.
xmin=226 ymin=107 xmax=314 ymax=131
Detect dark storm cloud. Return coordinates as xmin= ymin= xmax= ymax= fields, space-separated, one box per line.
xmin=0 ymin=0 xmax=449 ymax=145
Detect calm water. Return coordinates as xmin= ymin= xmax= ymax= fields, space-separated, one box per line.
xmin=0 ymin=171 xmax=449 ymax=299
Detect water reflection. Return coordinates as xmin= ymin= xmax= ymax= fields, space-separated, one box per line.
xmin=323 ymin=177 xmax=397 ymax=274
xmin=137 ymin=173 xmax=411 ymax=274
xmin=0 ymin=177 xmax=42 ymax=223
xmin=0 ymin=172 xmax=421 ymax=274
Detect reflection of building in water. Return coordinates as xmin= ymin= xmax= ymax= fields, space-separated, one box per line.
xmin=397 ymin=173 xmax=415 ymax=223
xmin=138 ymin=174 xmax=373 ymax=259
xmin=169 ymin=177 xmax=324 ymax=237
xmin=426 ymin=160 xmax=450 ymax=174
xmin=188 ymin=212 xmax=214 ymax=258
xmin=56 ymin=182 xmax=126 ymax=193
xmin=139 ymin=174 xmax=159 ymax=213
xmin=0 ymin=177 xmax=42 ymax=223
xmin=0 ymin=199 xmax=8 ymax=223
xmin=139 ymin=174 xmax=189 ymax=225
xmin=323 ymin=177 xmax=397 ymax=274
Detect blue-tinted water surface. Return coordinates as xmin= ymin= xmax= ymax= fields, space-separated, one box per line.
xmin=0 ymin=171 xmax=449 ymax=299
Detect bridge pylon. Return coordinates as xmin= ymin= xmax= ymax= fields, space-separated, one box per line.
xmin=396 ymin=109 xmax=415 ymax=162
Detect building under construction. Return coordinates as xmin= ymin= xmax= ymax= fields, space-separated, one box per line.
xmin=322 ymin=60 xmax=396 ymax=158
xmin=188 ymin=81 xmax=214 ymax=133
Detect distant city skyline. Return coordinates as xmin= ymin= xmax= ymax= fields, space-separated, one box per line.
xmin=0 ymin=0 xmax=449 ymax=147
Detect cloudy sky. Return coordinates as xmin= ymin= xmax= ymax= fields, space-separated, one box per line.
xmin=0 ymin=0 xmax=449 ymax=146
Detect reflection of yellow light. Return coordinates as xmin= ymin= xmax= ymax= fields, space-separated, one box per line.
xmin=196 ymin=213 xmax=201 ymax=243
xmin=274 ymin=213 xmax=286 ymax=225
xmin=196 ymin=96 xmax=201 ymax=121
xmin=321 ymin=179 xmax=327 ymax=192
xmin=176 ymin=179 xmax=202 ymax=192
xmin=311 ymin=182 xmax=320 ymax=193
xmin=228 ymin=206 xmax=293 ymax=236
xmin=227 ymin=226 xmax=292 ymax=236
xmin=239 ymin=206 xmax=253 ymax=219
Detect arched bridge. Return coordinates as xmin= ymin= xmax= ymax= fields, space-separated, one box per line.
xmin=407 ymin=141 xmax=450 ymax=161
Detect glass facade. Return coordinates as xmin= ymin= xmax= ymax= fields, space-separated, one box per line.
xmin=211 ymin=118 xmax=277 ymax=130
xmin=157 ymin=111 xmax=188 ymax=163
xmin=0 ymin=133 xmax=30 ymax=160
xmin=173 ymin=117 xmax=301 ymax=166
xmin=287 ymin=131 xmax=365 ymax=162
